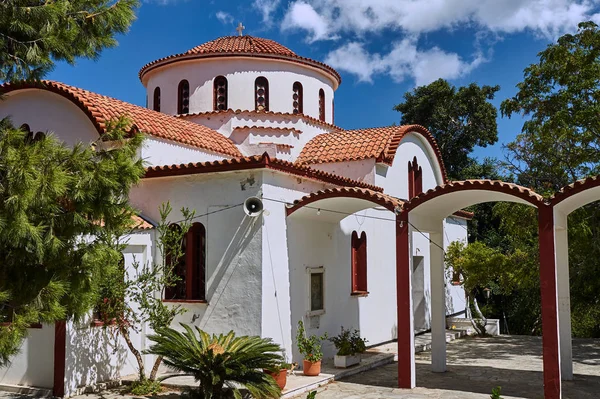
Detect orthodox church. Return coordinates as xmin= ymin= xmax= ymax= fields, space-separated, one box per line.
xmin=0 ymin=33 xmax=468 ymax=396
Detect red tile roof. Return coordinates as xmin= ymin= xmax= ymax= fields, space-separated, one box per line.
xmin=131 ymin=215 xmax=154 ymax=230
xmin=0 ymin=81 xmax=242 ymax=158
xmin=287 ymin=187 xmax=403 ymax=216
xmin=234 ymin=126 xmax=302 ymax=135
xmin=144 ymin=153 xmax=383 ymax=192
xmin=296 ymin=125 xmax=448 ymax=182
xmin=177 ymin=108 xmax=342 ymax=132
xmin=139 ymin=36 xmax=341 ymax=85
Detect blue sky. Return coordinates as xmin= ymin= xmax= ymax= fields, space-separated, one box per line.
xmin=47 ymin=0 xmax=600 ymax=162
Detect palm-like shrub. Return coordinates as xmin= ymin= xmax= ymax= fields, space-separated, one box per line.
xmin=147 ymin=324 xmax=284 ymax=399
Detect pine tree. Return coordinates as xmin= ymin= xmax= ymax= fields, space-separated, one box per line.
xmin=0 ymin=118 xmax=144 ymax=365
xmin=0 ymin=0 xmax=139 ymax=81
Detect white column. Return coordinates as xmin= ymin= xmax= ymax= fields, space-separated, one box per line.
xmin=430 ymin=226 xmax=446 ymax=372
xmin=554 ymin=209 xmax=573 ymax=380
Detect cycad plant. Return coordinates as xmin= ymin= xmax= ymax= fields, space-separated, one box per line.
xmin=147 ymin=324 xmax=284 ymax=399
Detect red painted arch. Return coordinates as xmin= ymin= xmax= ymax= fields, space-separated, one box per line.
xmin=382 ymin=124 xmax=449 ymax=183
xmin=550 ymin=175 xmax=600 ymax=207
xmin=286 ymin=187 xmax=403 ymax=216
xmin=402 ymin=179 xmax=545 ymax=212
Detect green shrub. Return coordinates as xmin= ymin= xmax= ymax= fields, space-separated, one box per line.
xmin=129 ymin=379 xmax=162 ymax=396
xmin=296 ymin=320 xmax=327 ymax=362
xmin=329 ymin=327 xmax=367 ymax=356
xmin=147 ymin=324 xmax=284 ymax=399
xmin=491 ymin=386 xmax=503 ymax=399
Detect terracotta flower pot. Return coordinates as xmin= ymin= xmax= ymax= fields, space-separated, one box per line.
xmin=303 ymin=359 xmax=321 ymax=376
xmin=264 ymin=369 xmax=288 ymax=390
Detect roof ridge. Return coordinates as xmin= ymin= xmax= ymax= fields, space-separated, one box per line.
xmin=144 ymin=153 xmax=384 ymax=192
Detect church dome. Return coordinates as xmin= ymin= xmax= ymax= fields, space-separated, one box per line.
xmin=139 ymin=35 xmax=341 ymax=85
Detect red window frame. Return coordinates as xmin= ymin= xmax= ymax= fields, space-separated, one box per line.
xmin=408 ymin=156 xmax=423 ymax=199
xmin=164 ymin=222 xmax=206 ymax=302
xmin=293 ymin=82 xmax=303 ymax=114
xmin=213 ymin=76 xmax=228 ymax=111
xmin=318 ymin=89 xmax=325 ymax=121
xmin=255 ymin=77 xmax=269 ymax=111
xmin=351 ymin=231 xmax=368 ymax=295
xmin=177 ymin=80 xmax=190 ymax=114
xmin=153 ymin=87 xmax=161 ymax=112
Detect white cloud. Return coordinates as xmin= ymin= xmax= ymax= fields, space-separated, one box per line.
xmin=253 ymin=0 xmax=281 ymax=24
xmin=281 ymin=2 xmax=334 ymax=42
xmin=325 ymin=40 xmax=485 ymax=86
xmin=282 ymin=0 xmax=600 ymax=40
xmin=215 ymin=11 xmax=234 ymax=25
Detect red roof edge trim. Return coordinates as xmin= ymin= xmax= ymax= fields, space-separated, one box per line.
xmin=144 ymin=153 xmax=383 ymax=192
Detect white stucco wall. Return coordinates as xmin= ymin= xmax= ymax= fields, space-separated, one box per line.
xmin=0 ymin=325 xmax=55 ymax=389
xmin=141 ymin=137 xmax=226 ymax=167
xmin=184 ymin=112 xmax=333 ymax=161
xmin=130 ymin=171 xmax=265 ymax=337
xmin=260 ymin=172 xmax=331 ymax=361
xmin=377 ymin=133 xmax=445 ymax=200
xmin=64 ymin=232 xmax=155 ymax=397
xmin=0 ymin=90 xmax=99 ymax=146
xmin=144 ymin=58 xmax=336 ymax=124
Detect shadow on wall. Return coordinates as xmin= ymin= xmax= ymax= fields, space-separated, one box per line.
xmin=181 ymin=214 xmax=261 ymax=336
xmin=65 ymin=322 xmax=128 ymax=393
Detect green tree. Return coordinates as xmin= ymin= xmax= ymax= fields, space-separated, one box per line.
xmin=0 ymin=119 xmax=144 ymax=365
xmin=1 ymin=0 xmax=139 ymax=81
xmin=97 ymin=203 xmax=193 ymax=384
xmin=394 ymin=79 xmax=500 ymax=180
xmin=148 ymin=324 xmax=284 ymax=399
xmin=501 ymin=21 xmax=600 ymax=192
xmin=501 ymin=21 xmax=600 ymax=337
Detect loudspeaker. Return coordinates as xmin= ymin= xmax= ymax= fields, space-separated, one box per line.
xmin=244 ymin=196 xmax=264 ymax=217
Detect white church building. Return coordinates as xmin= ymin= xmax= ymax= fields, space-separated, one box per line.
xmin=0 ymin=34 xmax=469 ymax=396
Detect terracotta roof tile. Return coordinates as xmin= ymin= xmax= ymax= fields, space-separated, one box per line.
xmin=1 ymin=81 xmax=242 ymax=158
xmin=286 ymin=187 xmax=403 ymax=215
xmin=296 ymin=124 xmax=448 ymax=182
xmin=131 ymin=215 xmax=154 ymax=230
xmin=550 ymin=175 xmax=600 ymax=206
xmin=139 ymin=36 xmax=341 ymax=85
xmin=404 ymin=180 xmax=545 ymax=211
xmin=234 ymin=126 xmax=302 ymax=135
xmin=144 ymin=153 xmax=383 ymax=192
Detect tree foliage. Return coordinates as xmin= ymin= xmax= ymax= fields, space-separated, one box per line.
xmin=0 ymin=118 xmax=144 ymax=365
xmin=394 ymin=79 xmax=500 ymax=180
xmin=147 ymin=324 xmax=284 ymax=399
xmin=96 ymin=203 xmax=194 ymax=382
xmin=0 ymin=0 xmax=139 ymax=81
xmin=501 ymin=21 xmax=600 ymax=192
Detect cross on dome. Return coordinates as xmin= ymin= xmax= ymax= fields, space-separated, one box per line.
xmin=236 ymin=22 xmax=245 ymax=36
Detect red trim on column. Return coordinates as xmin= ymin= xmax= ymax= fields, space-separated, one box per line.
xmin=538 ymin=205 xmax=561 ymax=399
xmin=396 ymin=212 xmax=413 ymax=388
xmin=53 ymin=321 xmax=66 ymax=397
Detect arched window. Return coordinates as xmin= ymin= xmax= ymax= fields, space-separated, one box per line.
xmin=351 ymin=231 xmax=367 ymax=294
xmin=318 ymin=89 xmax=325 ymax=121
xmin=177 ymin=80 xmax=190 ymax=114
xmin=213 ymin=76 xmax=228 ymax=111
xmin=165 ymin=222 xmax=206 ymax=301
xmin=255 ymin=77 xmax=269 ymax=111
xmin=153 ymin=87 xmax=161 ymax=112
xmin=408 ymin=156 xmax=423 ymax=199
xmin=292 ymin=82 xmax=303 ymax=114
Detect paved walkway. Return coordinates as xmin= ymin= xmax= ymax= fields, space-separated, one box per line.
xmin=298 ymin=335 xmax=600 ymax=399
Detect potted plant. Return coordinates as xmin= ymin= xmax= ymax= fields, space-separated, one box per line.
xmin=329 ymin=327 xmax=367 ymax=368
xmin=296 ymin=320 xmax=327 ymax=376
xmin=264 ymin=362 xmax=292 ymax=390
